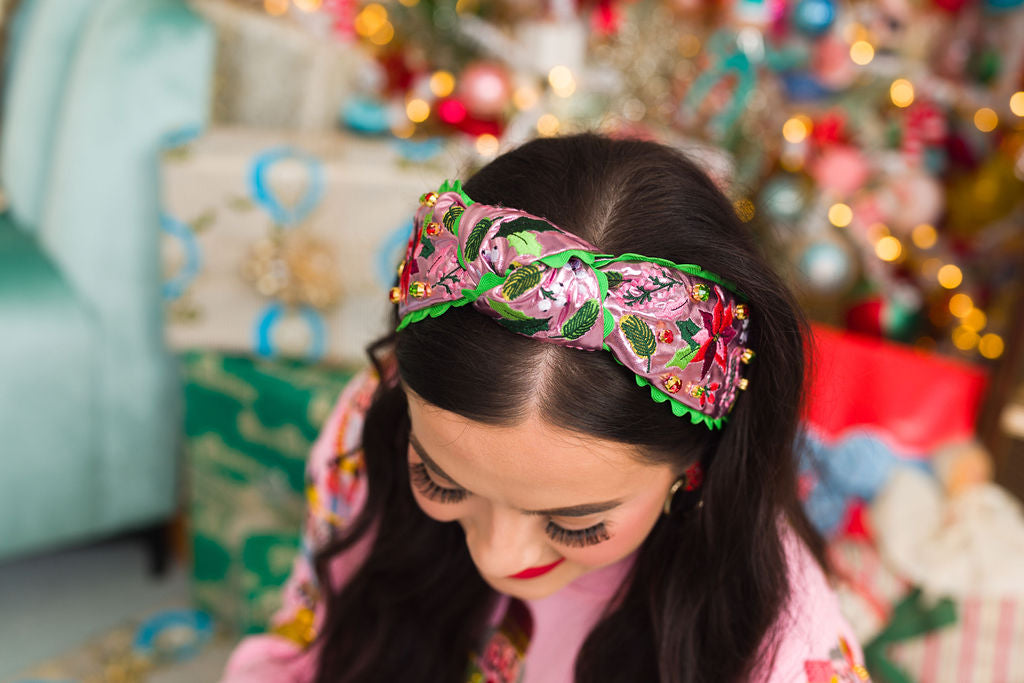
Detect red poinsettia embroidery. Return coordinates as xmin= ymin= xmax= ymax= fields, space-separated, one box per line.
xmin=691 ymin=286 xmax=736 ymax=379
xmin=696 ymin=381 xmax=720 ymax=407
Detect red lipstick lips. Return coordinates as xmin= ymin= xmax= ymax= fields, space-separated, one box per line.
xmin=507 ymin=557 xmax=565 ymax=579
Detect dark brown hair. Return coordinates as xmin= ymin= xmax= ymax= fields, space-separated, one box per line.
xmin=311 ymin=133 xmax=826 ymax=682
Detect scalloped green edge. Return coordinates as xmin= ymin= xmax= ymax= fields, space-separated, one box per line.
xmin=397 ymin=183 xmax=736 ymax=429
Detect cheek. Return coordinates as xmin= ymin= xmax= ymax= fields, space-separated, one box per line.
xmin=559 ymin=497 xmax=664 ymax=568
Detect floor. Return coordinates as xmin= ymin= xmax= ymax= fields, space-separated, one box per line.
xmin=0 ymin=537 xmax=233 ymax=682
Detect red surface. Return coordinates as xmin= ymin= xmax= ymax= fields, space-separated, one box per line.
xmin=803 ymin=323 xmax=989 ymax=454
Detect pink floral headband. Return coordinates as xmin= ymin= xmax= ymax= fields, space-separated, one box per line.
xmin=389 ymin=180 xmax=754 ymax=430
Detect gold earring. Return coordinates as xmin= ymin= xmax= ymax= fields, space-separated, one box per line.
xmin=663 ymin=477 xmax=684 ymax=516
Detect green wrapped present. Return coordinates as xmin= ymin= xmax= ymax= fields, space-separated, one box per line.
xmin=180 ymin=350 xmax=357 ymax=634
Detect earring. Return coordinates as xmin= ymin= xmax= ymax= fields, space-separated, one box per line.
xmin=662 ymin=461 xmax=705 ymax=516
xmin=662 ymin=477 xmax=684 ymax=516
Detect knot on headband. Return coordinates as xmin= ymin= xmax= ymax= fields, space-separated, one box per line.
xmin=389 ymin=180 xmax=754 ymax=430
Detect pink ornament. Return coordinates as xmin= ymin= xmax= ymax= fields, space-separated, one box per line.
xmin=458 ymin=62 xmax=511 ymax=119
xmin=878 ymin=171 xmax=943 ymax=232
xmin=813 ymin=35 xmax=857 ymax=90
xmin=809 ymin=145 xmax=870 ymax=197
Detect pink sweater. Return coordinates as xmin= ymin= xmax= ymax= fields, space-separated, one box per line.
xmin=221 ymin=367 xmax=871 ymax=683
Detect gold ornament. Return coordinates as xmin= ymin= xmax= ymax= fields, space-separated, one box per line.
xmin=409 ymin=281 xmax=431 ymax=298
xmin=661 ymin=373 xmax=682 ymax=393
xmin=738 ymin=378 xmax=749 ymax=390
xmin=741 ymin=348 xmax=756 ymax=364
xmin=397 ymin=259 xmax=406 ymax=277
xmin=389 ymin=286 xmax=401 ymax=303
xmin=241 ymin=230 xmax=342 ymax=310
xmin=420 ymin=191 xmax=438 ymax=206
xmin=425 ymin=221 xmax=442 ymax=236
xmin=734 ymin=303 xmax=749 ymax=320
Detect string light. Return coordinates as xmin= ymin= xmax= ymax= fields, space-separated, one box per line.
xmin=948 ymin=293 xmax=973 ymax=318
xmin=979 ymin=333 xmax=1005 ymax=359
xmin=911 ymin=223 xmax=937 ymax=249
xmin=1011 ymin=92 xmax=1024 ymax=117
xmin=974 ymin=108 xmax=998 ymax=133
xmin=548 ymin=66 xmax=576 ymax=98
xmin=537 ymin=114 xmax=560 ymax=137
xmin=429 ymin=71 xmax=456 ymax=98
xmin=850 ymin=41 xmax=874 ymax=66
xmin=355 ymin=4 xmax=388 ymax=37
xmin=937 ymin=264 xmax=963 ymax=289
xmin=890 ymin=79 xmax=914 ymax=108
xmin=406 ymin=98 xmax=430 ymax=123
xmin=293 ymin=0 xmax=323 ymax=11
xmin=513 ymin=86 xmax=540 ymax=111
xmin=369 ymin=22 xmax=395 ymax=45
xmin=783 ymin=116 xmax=812 ymax=144
xmin=828 ymin=203 xmax=853 ymax=227
xmin=476 ymin=134 xmax=500 ymax=157
xmin=952 ymin=325 xmax=980 ymax=351
xmin=875 ymin=235 xmax=902 ymax=261
xmin=962 ymin=307 xmax=987 ymax=332
xmin=679 ymin=34 xmax=701 ymax=58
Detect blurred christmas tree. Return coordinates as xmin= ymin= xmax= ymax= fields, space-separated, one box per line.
xmin=244 ymin=0 xmax=1023 ymax=365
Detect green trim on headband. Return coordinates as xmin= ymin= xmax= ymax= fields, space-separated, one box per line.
xmin=395 ymin=271 xmax=506 ymax=331
xmin=606 ymin=353 xmax=727 ymax=429
xmin=437 ymin=179 xmax=475 ymax=207
xmin=593 ymin=253 xmax=747 ymax=301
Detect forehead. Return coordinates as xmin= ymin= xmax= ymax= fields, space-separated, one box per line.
xmin=403 ymin=386 xmax=668 ymax=503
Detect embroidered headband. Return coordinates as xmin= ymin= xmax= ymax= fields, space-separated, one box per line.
xmin=388 ymin=180 xmax=754 ymax=430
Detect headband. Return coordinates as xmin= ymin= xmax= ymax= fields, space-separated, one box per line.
xmin=389 ymin=180 xmax=754 ymax=430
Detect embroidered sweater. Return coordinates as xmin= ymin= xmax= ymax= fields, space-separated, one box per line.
xmin=220 ymin=366 xmax=872 ymax=683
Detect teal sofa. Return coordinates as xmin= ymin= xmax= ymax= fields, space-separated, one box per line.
xmin=0 ymin=0 xmax=214 ymax=561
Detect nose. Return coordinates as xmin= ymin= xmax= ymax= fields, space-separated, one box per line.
xmin=465 ymin=503 xmax=545 ymax=578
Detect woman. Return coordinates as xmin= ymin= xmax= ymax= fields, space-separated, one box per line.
xmin=221 ymin=133 xmax=869 ymax=683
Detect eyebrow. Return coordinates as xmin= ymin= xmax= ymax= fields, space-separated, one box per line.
xmin=407 ymin=431 xmax=624 ymax=518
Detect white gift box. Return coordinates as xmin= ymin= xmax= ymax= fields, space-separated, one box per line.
xmin=160 ymin=127 xmax=462 ymax=364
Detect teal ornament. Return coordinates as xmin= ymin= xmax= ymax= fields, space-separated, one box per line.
xmin=792 ymin=0 xmax=836 ymax=35
xmin=797 ymin=239 xmax=853 ymax=296
xmin=759 ymin=176 xmax=807 ymax=223
xmin=341 ymin=96 xmax=390 ymax=135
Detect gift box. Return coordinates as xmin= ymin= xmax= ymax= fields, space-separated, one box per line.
xmin=180 ymin=350 xmax=357 ymax=634
xmin=192 ymin=0 xmax=361 ymax=131
xmin=161 ymin=127 xmax=460 ymax=364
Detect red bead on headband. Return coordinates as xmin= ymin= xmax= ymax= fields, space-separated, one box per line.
xmin=390 ymin=180 xmax=754 ymax=429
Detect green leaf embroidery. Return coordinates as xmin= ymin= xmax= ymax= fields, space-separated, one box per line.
xmin=494 ymin=217 xmax=560 ymax=240
xmin=443 ymin=206 xmax=465 ymax=233
xmin=420 ymin=236 xmax=435 ymax=260
xmin=620 ymin=314 xmax=657 ymax=372
xmin=676 ymin=319 xmax=700 ymax=350
xmin=465 ymin=218 xmax=493 ymax=263
xmin=604 ymin=271 xmax=624 ymax=290
xmin=497 ymin=316 xmax=550 ymax=335
xmin=487 ymin=299 xmax=530 ymax=321
xmin=667 ymin=320 xmax=700 ymax=370
xmin=501 ymin=263 xmax=542 ymax=301
xmin=559 ymin=299 xmax=600 ymax=340
xmin=506 ymin=231 xmax=543 ymax=257
xmin=666 ymin=346 xmax=699 ymax=371
xmin=417 ymin=236 xmax=434 ymax=260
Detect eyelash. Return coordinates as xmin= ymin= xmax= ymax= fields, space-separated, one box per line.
xmin=407 ymin=462 xmax=610 ymax=548
xmin=408 ymin=462 xmax=469 ymax=503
